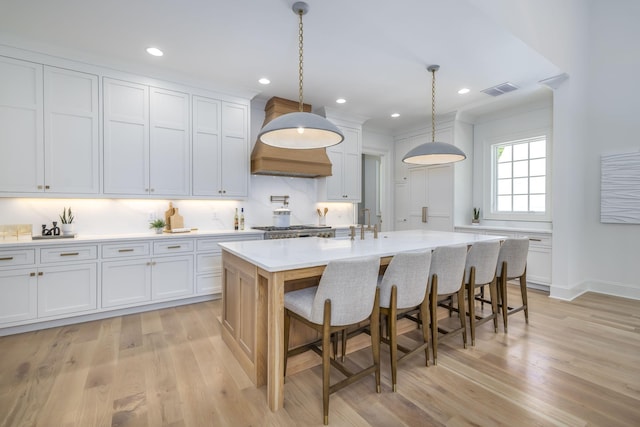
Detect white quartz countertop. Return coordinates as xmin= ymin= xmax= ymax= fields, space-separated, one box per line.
xmin=219 ymin=229 xmax=504 ymax=272
xmin=0 ymin=229 xmax=264 ymax=248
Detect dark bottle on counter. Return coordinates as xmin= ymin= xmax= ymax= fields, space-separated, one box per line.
xmin=234 ymin=208 xmax=239 ymax=230
xmin=240 ymin=208 xmax=245 ymax=230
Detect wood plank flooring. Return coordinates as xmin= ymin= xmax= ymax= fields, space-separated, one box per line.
xmin=1 ymin=288 xmax=639 ymax=426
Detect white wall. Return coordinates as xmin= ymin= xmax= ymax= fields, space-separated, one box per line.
xmin=471 ymin=98 xmax=553 ymax=230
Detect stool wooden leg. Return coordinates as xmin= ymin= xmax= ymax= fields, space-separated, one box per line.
xmin=489 ymin=278 xmax=498 ymax=333
xmin=371 ymin=288 xmax=381 ymax=394
xmin=419 ymin=296 xmax=430 ymax=367
xmin=389 ymin=286 xmax=398 ymax=392
xmin=500 ymin=263 xmax=509 ymax=332
xmin=457 ymin=287 xmax=467 ymax=348
xmin=520 ymin=271 xmax=529 ymax=323
xmin=430 ymin=275 xmax=439 ymax=365
xmin=468 ymin=267 xmax=476 ymax=346
xmin=284 ymin=310 xmax=291 ymax=377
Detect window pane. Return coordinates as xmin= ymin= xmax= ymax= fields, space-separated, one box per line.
xmin=513 ymin=160 xmax=528 ymax=177
xmin=530 ymin=139 xmax=546 ymax=158
xmin=513 ymin=195 xmax=528 ymax=211
xmin=530 ymin=158 xmax=546 ymax=176
xmin=530 ymin=176 xmax=545 ymax=194
xmin=497 ymin=179 xmax=512 ymax=195
xmin=497 ymin=195 xmax=512 ymax=211
xmin=513 ymin=143 xmax=528 ymax=161
xmin=497 ymin=145 xmax=511 ymax=162
xmin=530 ymin=195 xmax=545 ymax=211
xmin=513 ymin=177 xmax=528 ymax=194
xmin=497 ymin=162 xmax=512 ymax=178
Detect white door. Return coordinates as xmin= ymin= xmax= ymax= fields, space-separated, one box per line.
xmin=220 ymin=102 xmax=248 ymax=197
xmin=150 ymin=87 xmax=190 ymax=196
xmin=37 ymin=263 xmax=97 ymax=318
xmin=103 ymin=78 xmax=149 ymax=194
xmin=0 ymin=268 xmax=37 ymax=324
xmin=44 ymin=66 xmax=99 ymax=194
xmin=102 ymin=259 xmax=152 ymax=307
xmin=192 ymin=96 xmax=221 ymax=196
xmin=408 ymin=165 xmax=453 ymax=231
xmin=152 ymin=255 xmax=193 ymax=300
xmin=0 ymin=57 xmax=43 ymax=193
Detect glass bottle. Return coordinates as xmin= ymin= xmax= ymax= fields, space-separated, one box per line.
xmin=240 ymin=208 xmax=245 ymax=230
xmin=234 ymin=208 xmax=239 ymax=230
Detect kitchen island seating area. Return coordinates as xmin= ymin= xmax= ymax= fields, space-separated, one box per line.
xmin=218 ymin=230 xmax=531 ymax=413
xmin=283 ymin=256 xmax=382 ymax=426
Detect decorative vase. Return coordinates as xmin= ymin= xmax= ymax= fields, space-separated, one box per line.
xmin=154 ymin=228 xmax=163 ymax=234
xmin=61 ymin=223 xmax=74 ymax=235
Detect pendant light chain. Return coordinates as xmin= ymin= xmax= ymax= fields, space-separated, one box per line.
xmin=298 ymin=9 xmax=304 ymax=112
xmin=431 ymin=67 xmax=436 ymax=143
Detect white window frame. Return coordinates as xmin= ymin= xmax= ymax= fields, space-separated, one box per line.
xmin=482 ymin=128 xmax=552 ymax=222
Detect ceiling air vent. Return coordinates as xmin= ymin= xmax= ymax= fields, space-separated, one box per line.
xmin=481 ymin=82 xmax=519 ymax=97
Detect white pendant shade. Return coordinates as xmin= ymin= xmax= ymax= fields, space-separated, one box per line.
xmin=258 ymin=112 xmax=344 ymax=149
xmin=402 ymin=141 xmax=466 ymax=165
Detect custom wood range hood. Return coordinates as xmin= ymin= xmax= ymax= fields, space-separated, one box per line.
xmin=251 ymin=97 xmax=333 ymax=177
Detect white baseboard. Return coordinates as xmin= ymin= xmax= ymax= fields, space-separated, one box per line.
xmin=550 ymin=280 xmax=640 ymax=301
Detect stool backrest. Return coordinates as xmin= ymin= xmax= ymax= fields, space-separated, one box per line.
xmin=496 ymin=237 xmax=529 ymax=279
xmin=379 ymin=250 xmax=431 ymax=310
xmin=428 ymin=245 xmax=468 ymax=295
xmin=312 ymin=256 xmax=380 ymax=326
xmin=465 ymin=240 xmax=501 ymax=285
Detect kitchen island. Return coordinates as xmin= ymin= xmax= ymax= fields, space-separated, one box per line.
xmin=219 ymin=229 xmax=503 ymax=411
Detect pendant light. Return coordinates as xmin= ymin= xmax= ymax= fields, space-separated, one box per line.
xmin=403 ymin=65 xmax=466 ymax=165
xmin=257 ymin=1 xmax=344 ymax=149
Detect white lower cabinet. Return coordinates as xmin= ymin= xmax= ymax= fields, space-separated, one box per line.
xmin=37 ymin=263 xmax=97 ymax=318
xmin=151 ymin=255 xmax=193 ymax=300
xmin=0 ymin=268 xmax=37 ymax=324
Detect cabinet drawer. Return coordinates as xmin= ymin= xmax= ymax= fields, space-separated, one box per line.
xmin=40 ymin=245 xmax=97 ymax=263
xmin=519 ymin=233 xmax=551 ymax=247
xmin=196 ymin=238 xmax=222 ymax=252
xmin=153 ymin=239 xmax=194 ymax=255
xmin=0 ymin=249 xmax=35 ymax=268
xmin=102 ymin=242 xmax=150 ymax=259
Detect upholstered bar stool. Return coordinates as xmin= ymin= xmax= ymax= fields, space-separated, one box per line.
xmin=283 ymin=256 xmax=381 ymax=425
xmin=377 ymin=250 xmax=432 ymax=391
xmin=465 ymin=240 xmax=501 ymax=346
xmin=428 ymin=245 xmax=468 ymax=365
xmin=496 ymin=237 xmax=530 ymax=332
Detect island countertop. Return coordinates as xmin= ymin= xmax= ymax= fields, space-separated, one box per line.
xmin=218 ymin=229 xmax=503 ymax=273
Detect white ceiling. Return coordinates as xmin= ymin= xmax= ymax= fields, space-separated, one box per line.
xmin=0 ymin=0 xmax=561 ymax=131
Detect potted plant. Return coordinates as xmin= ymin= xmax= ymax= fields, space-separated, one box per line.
xmin=472 ymin=208 xmax=480 ymax=225
xmin=59 ymin=207 xmax=75 ymax=235
xmin=149 ymin=218 xmax=166 ymax=234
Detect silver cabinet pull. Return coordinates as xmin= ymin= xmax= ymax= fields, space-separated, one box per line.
xmin=0 ymin=257 xmax=14 ymax=261
xmin=118 ymin=248 xmax=134 ymax=253
xmin=60 ymin=252 xmax=79 ymax=257
xmin=167 ymin=245 xmax=181 ymax=249
xmin=422 ymin=207 xmax=428 ymax=223
xmin=38 ymin=272 xmax=43 ymax=276
xmin=30 ymin=272 xmax=36 ymax=277
xmin=529 ymin=238 xmax=542 ymax=242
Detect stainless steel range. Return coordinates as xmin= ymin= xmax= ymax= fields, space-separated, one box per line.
xmin=252 ymin=225 xmax=335 ymax=239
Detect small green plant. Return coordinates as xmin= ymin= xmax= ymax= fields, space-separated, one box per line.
xmin=149 ymin=218 xmax=166 ymax=229
xmin=59 ymin=207 xmax=74 ymax=224
xmin=473 ymin=208 xmax=480 ymax=221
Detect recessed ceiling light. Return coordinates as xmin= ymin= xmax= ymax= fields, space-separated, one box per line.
xmin=458 ymin=88 xmax=470 ymax=95
xmin=146 ymin=47 xmax=163 ymax=57
xmin=391 ymin=113 xmax=400 ymax=118
xmin=336 ymin=98 xmax=346 ymax=104
xmin=258 ymin=78 xmax=271 ymax=85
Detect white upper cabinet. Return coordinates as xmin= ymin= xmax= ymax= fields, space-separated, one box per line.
xmin=44 ymin=66 xmax=99 ymax=194
xmin=319 ymin=124 xmax=362 ymax=202
xmin=103 ymin=78 xmax=189 ymax=196
xmin=0 ymin=58 xmax=99 ymax=195
xmin=0 ymin=57 xmax=43 ymax=193
xmin=192 ymin=96 xmax=248 ymax=198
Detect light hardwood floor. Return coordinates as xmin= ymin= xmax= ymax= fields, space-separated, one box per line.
xmin=1 ymin=287 xmax=639 ymax=426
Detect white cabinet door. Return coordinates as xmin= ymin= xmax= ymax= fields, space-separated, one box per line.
xmin=0 ymin=56 xmax=43 ymax=193
xmin=192 ymin=98 xmax=248 ymax=198
xmin=320 ymin=125 xmax=362 ymax=201
xmin=37 ymin=263 xmax=97 ymax=318
xmin=103 ymin=78 xmax=149 ymax=195
xmin=150 ymin=87 xmax=190 ymax=196
xmin=102 ymin=259 xmax=152 ymax=307
xmin=44 ymin=66 xmax=99 ymax=194
xmin=0 ymin=268 xmax=37 ymax=324
xmin=220 ymin=102 xmax=249 ymax=198
xmin=152 ymin=255 xmax=193 ymax=300
xmin=407 ymin=165 xmax=453 ymax=231
xmin=192 ymin=96 xmax=221 ymax=196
